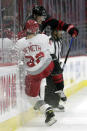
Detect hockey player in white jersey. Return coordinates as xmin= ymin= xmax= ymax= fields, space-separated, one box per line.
xmin=15 ymin=20 xmax=57 ymax=126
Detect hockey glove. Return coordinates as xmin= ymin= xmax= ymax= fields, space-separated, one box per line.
xmin=67 ymin=25 xmax=79 ymax=37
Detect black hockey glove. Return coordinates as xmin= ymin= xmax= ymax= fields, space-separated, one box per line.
xmin=68 ymin=26 xmax=79 ymax=37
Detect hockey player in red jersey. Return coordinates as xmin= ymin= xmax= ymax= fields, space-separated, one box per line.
xmin=15 ymin=20 xmax=58 ymax=126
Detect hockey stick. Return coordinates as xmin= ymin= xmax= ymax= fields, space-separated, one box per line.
xmin=62 ymin=37 xmax=74 ymax=70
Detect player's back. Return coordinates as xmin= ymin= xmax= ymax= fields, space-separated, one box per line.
xmin=16 ymin=34 xmax=52 ymax=75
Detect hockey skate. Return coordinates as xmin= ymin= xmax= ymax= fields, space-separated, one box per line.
xmin=55 ymin=90 xmax=67 ymax=102
xmin=45 ymin=107 xmax=57 ymax=126
xmin=53 ymin=104 xmax=65 ymax=112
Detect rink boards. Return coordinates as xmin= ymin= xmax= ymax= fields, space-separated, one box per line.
xmin=0 ymin=56 xmax=87 ymax=131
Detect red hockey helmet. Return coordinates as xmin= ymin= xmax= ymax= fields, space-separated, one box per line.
xmin=25 ymin=20 xmax=39 ymax=34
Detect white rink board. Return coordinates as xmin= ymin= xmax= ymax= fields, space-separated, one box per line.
xmin=0 ymin=64 xmax=32 ymax=123
xmin=0 ymin=65 xmax=20 ymax=122
xmin=62 ymin=56 xmax=87 ymax=88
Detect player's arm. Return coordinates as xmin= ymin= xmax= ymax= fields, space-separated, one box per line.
xmin=57 ymin=19 xmax=79 ymax=37
xmin=42 ymin=16 xmax=79 ymax=37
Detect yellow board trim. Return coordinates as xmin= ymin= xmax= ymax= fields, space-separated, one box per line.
xmin=0 ymin=108 xmax=40 ymax=131
xmin=0 ymin=80 xmax=87 ymax=131
xmin=65 ymin=80 xmax=87 ymax=97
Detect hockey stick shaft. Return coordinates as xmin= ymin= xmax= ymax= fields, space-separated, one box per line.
xmin=62 ymin=37 xmax=74 ymax=70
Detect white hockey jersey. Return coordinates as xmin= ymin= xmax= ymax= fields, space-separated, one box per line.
xmin=15 ymin=34 xmax=52 ymax=75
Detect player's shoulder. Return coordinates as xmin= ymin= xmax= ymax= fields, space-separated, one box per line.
xmin=36 ymin=33 xmax=49 ymax=39
xmin=17 ymin=37 xmax=26 ymax=43
xmin=15 ymin=37 xmax=27 ymax=50
xmin=16 ymin=37 xmax=27 ymax=47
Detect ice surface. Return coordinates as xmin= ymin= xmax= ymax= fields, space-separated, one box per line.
xmin=15 ymin=87 xmax=87 ymax=131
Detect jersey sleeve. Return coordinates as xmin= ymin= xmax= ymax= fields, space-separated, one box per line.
xmin=41 ymin=16 xmax=78 ymax=36
xmin=41 ymin=34 xmax=51 ymax=54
